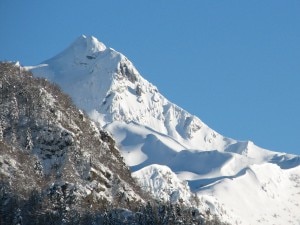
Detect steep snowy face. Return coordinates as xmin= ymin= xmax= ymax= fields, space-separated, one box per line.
xmin=31 ymin=35 xmax=120 ymax=113
xmin=30 ymin=35 xmax=233 ymax=151
xmin=31 ymin=35 xmax=142 ymax=116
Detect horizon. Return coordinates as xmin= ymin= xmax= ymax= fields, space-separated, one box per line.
xmin=1 ymin=0 xmax=299 ymax=155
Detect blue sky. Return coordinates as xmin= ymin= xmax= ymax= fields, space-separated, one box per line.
xmin=1 ymin=0 xmax=300 ymax=155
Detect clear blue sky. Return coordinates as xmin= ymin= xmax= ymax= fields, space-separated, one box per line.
xmin=1 ymin=0 xmax=300 ymax=155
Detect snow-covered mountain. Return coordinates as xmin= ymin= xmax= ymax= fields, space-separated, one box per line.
xmin=30 ymin=35 xmax=300 ymax=225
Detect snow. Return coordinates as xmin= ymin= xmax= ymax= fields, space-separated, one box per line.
xmin=198 ymin=164 xmax=300 ymax=225
xmin=133 ymin=164 xmax=192 ymax=204
xmin=30 ymin=35 xmax=300 ymax=225
xmin=0 ymin=155 xmax=19 ymax=178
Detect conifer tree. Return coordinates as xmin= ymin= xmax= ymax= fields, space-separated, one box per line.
xmin=10 ymin=94 xmax=19 ymax=123
xmin=11 ymin=128 xmax=17 ymax=147
xmin=12 ymin=208 xmax=23 ymax=225
xmin=0 ymin=121 xmax=3 ymax=142
xmin=25 ymin=127 xmax=33 ymax=151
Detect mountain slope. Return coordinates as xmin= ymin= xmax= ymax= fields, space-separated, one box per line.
xmin=0 ymin=62 xmax=145 ymax=210
xmin=30 ymin=35 xmax=300 ymax=225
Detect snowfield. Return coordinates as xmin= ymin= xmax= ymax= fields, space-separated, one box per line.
xmin=30 ymin=35 xmax=300 ymax=225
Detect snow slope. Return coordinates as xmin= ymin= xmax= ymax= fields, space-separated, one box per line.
xmin=30 ymin=35 xmax=300 ymax=225
xmin=197 ymin=164 xmax=300 ymax=225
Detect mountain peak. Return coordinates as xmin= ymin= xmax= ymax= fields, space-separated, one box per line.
xmin=74 ymin=34 xmax=107 ymax=53
xmin=44 ymin=35 xmax=107 ymax=65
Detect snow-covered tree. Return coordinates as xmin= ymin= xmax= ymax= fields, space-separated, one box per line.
xmin=12 ymin=208 xmax=23 ymax=225
xmin=25 ymin=128 xmax=33 ymax=151
xmin=0 ymin=121 xmax=3 ymax=142
xmin=10 ymin=94 xmax=19 ymax=122
xmin=11 ymin=128 xmax=17 ymax=147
